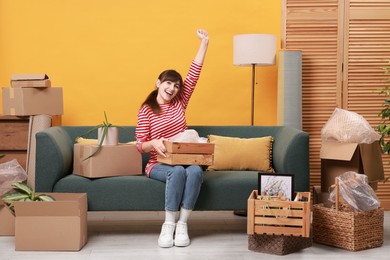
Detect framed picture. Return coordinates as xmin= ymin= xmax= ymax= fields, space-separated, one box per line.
xmin=258 ymin=172 xmax=294 ymax=201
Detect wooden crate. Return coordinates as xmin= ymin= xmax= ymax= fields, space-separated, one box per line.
xmin=247 ymin=190 xmax=311 ymax=238
xmin=157 ymin=141 xmax=214 ymax=166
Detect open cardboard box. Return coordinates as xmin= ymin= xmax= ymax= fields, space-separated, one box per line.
xmin=2 ymin=87 xmax=63 ymax=116
xmin=73 ymin=143 xmax=142 ymax=178
xmin=10 ymin=74 xmax=51 ymax=88
xmin=157 ymin=141 xmax=214 ymax=166
xmin=0 ymin=200 xmax=15 ymax=236
xmin=14 ymin=193 xmax=87 ymax=251
xmin=320 ymin=140 xmax=384 ymax=192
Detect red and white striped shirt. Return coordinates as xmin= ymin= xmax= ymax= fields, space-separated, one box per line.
xmin=136 ymin=61 xmax=203 ymax=176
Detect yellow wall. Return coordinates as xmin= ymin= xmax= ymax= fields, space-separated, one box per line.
xmin=0 ymin=0 xmax=281 ymax=126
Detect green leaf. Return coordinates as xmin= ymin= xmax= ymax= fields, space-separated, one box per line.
xmin=11 ymin=182 xmax=33 ymax=196
xmin=2 ymin=191 xmax=30 ymax=202
xmin=37 ymin=194 xmax=56 ymax=201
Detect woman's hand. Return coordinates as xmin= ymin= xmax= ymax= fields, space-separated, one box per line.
xmin=194 ymin=29 xmax=209 ymax=64
xmin=197 ymin=29 xmax=209 ymax=41
xmin=150 ymin=139 xmax=167 ymax=157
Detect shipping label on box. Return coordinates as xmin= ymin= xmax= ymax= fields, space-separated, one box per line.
xmin=157 ymin=141 xmax=214 ymax=166
xmin=73 ymin=143 xmax=142 ymax=178
xmin=2 ymin=87 xmax=63 ymax=116
xmin=320 ymin=140 xmax=384 ymax=192
xmin=14 ymin=193 xmax=87 ymax=251
xmin=0 ymin=200 xmax=15 ymax=236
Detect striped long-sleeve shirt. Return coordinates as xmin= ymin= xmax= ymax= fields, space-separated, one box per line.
xmin=135 ymin=61 xmax=203 ymax=176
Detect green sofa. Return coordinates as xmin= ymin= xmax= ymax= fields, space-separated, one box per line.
xmin=34 ymin=126 xmax=309 ymax=211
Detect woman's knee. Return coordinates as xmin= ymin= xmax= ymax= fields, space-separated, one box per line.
xmin=167 ymin=166 xmax=186 ymax=180
xmin=186 ymin=165 xmax=203 ymax=180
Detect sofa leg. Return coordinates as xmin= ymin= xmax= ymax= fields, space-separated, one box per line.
xmin=233 ymin=210 xmax=247 ymax=217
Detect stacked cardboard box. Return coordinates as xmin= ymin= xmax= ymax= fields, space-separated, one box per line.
xmin=2 ymin=74 xmax=63 ymax=116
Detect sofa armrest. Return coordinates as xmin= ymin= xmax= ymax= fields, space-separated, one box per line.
xmin=35 ymin=126 xmax=74 ymax=192
xmin=272 ymin=127 xmax=310 ymax=192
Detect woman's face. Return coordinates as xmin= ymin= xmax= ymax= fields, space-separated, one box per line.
xmin=156 ymin=80 xmax=180 ymax=104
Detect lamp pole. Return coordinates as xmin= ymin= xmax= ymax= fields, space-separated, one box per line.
xmin=251 ymin=64 xmax=255 ymax=126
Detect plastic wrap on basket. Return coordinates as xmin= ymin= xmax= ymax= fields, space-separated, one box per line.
xmin=328 ymin=171 xmax=380 ymax=212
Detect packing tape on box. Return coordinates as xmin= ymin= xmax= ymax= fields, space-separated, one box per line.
xmin=9 ymin=88 xmax=14 ymax=99
xmin=7 ymin=88 xmax=16 ymax=115
xmin=79 ymin=145 xmax=85 ymax=174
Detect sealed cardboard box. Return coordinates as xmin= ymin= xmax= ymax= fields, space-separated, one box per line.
xmin=157 ymin=141 xmax=214 ymax=166
xmin=73 ymin=143 xmax=142 ymax=178
xmin=320 ymin=141 xmax=384 ymax=192
xmin=0 ymin=200 xmax=15 ymax=236
xmin=2 ymin=87 xmax=63 ymax=116
xmin=14 ymin=193 xmax=87 ymax=251
xmin=11 ymin=74 xmax=51 ymax=88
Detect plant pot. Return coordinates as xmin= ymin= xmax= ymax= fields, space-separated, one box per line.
xmin=98 ymin=127 xmax=118 ymax=146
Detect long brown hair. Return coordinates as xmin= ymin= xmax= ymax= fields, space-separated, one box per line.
xmin=141 ymin=70 xmax=184 ymax=115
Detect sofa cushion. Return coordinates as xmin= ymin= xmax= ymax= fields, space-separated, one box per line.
xmin=207 ymin=135 xmax=274 ymax=172
xmin=52 ymin=171 xmax=258 ymax=211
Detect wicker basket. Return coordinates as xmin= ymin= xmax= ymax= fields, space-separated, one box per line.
xmin=248 ymin=233 xmax=312 ymax=255
xmin=312 ymin=179 xmax=384 ymax=251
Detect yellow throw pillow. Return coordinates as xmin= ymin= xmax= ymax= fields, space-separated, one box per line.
xmin=207 ymin=135 xmax=274 ymax=172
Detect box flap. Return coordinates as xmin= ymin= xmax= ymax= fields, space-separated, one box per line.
xmin=0 ymin=202 xmax=15 ymax=236
xmin=320 ymin=141 xmax=358 ymax=161
xmin=359 ymin=141 xmax=385 ymax=181
xmin=11 ymin=74 xmax=48 ymax=81
xmin=14 ymin=193 xmax=87 ymax=217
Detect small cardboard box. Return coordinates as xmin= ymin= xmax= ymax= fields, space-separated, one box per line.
xmin=11 ymin=74 xmax=51 ymax=88
xmin=14 ymin=193 xmax=87 ymax=251
xmin=2 ymin=87 xmax=63 ymax=116
xmin=157 ymin=141 xmax=214 ymax=166
xmin=320 ymin=141 xmax=384 ymax=192
xmin=0 ymin=200 xmax=15 ymax=236
xmin=73 ymin=143 xmax=142 ymax=178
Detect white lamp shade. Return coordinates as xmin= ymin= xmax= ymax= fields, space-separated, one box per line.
xmin=233 ymin=34 xmax=276 ymax=66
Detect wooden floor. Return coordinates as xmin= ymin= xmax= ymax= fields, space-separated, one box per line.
xmin=0 ymin=211 xmax=389 ymax=259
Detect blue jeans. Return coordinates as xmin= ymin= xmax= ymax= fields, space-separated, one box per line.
xmin=150 ymin=164 xmax=204 ymax=211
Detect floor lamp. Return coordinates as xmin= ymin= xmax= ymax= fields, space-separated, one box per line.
xmin=233 ymin=34 xmax=276 ymax=126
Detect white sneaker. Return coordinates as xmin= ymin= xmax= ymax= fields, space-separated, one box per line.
xmin=174 ymin=221 xmax=190 ymax=247
xmin=158 ymin=222 xmax=175 ymax=248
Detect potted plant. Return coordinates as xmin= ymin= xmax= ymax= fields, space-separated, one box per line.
xmin=2 ymin=182 xmax=55 ymax=214
xmin=377 ymin=61 xmax=390 ymax=183
xmin=77 ymin=111 xmax=123 ymax=160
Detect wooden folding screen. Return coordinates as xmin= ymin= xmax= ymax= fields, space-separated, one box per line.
xmin=282 ymin=0 xmax=390 ymax=208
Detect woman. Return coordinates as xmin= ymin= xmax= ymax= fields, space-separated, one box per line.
xmin=135 ymin=29 xmax=209 ymax=248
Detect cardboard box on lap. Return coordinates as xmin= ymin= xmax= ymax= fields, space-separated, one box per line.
xmin=320 ymin=140 xmax=384 ymax=192
xmin=73 ymin=143 xmax=142 ymax=178
xmin=14 ymin=193 xmax=87 ymax=251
